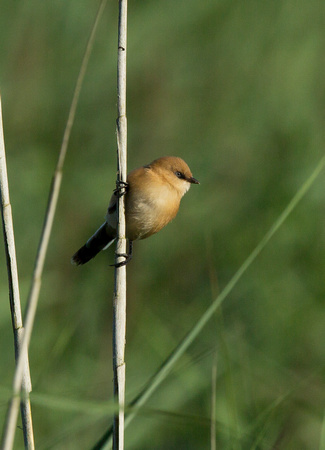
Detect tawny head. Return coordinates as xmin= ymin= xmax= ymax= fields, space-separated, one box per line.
xmin=146 ymin=156 xmax=199 ymax=197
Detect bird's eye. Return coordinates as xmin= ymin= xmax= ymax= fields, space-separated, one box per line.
xmin=175 ymin=171 xmax=184 ymax=179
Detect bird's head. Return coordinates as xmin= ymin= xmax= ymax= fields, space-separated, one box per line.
xmin=146 ymin=156 xmax=199 ymax=197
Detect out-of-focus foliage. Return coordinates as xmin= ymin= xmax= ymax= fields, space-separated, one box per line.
xmin=1 ymin=0 xmax=325 ymax=448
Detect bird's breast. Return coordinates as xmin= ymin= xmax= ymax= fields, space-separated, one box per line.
xmin=125 ymin=183 xmax=180 ymax=241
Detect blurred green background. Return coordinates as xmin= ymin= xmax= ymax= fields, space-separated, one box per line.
xmin=1 ymin=0 xmax=325 ymax=448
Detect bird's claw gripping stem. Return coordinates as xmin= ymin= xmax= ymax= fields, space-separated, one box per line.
xmin=110 ymin=240 xmax=133 ymax=268
xmin=114 ymin=180 xmax=129 ymax=198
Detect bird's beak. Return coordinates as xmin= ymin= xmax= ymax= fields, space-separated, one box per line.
xmin=188 ymin=176 xmax=200 ymax=185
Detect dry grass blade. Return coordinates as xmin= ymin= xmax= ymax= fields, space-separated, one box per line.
xmin=0 ymin=1 xmax=108 ymax=448
xmin=0 ymin=96 xmax=34 ymax=449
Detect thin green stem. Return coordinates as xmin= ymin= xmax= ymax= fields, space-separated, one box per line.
xmin=95 ymin=154 xmax=325 ymax=448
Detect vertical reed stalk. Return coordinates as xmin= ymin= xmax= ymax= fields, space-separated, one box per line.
xmin=113 ymin=1 xmax=128 ymax=449
xmin=0 ymin=2 xmax=107 ymax=447
xmin=0 ymin=96 xmax=34 ymax=449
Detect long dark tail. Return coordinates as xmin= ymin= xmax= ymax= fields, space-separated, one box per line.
xmin=71 ymin=223 xmax=115 ymax=265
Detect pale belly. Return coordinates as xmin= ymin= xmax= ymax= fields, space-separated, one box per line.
xmin=126 ymin=192 xmax=180 ymax=241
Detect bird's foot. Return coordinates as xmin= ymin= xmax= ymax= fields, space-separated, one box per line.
xmin=114 ymin=180 xmax=129 ymax=198
xmin=110 ymin=241 xmax=133 ymax=268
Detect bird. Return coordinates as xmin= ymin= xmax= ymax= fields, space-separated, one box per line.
xmin=71 ymin=156 xmax=199 ymax=267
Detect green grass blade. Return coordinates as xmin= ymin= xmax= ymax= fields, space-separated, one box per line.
xmin=96 ymin=154 xmax=325 ymax=448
